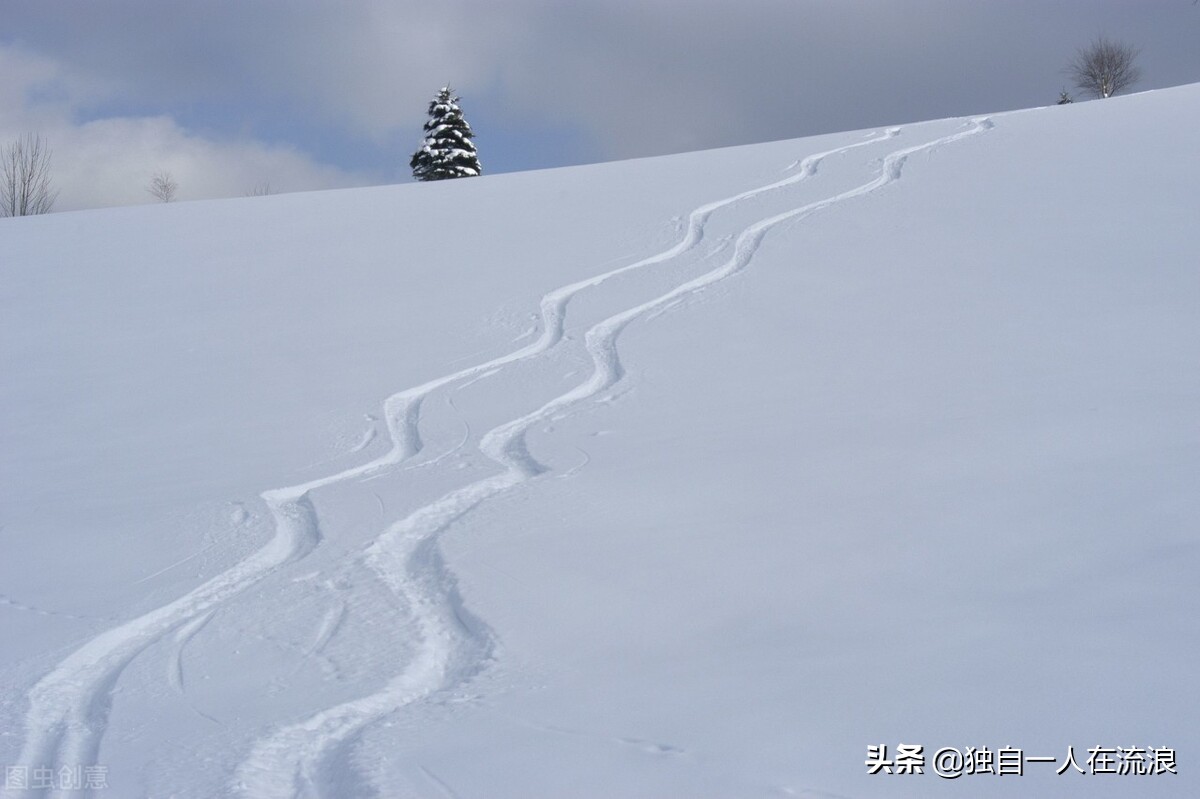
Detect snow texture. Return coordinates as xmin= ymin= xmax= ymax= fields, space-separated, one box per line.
xmin=1 ymin=84 xmax=1197 ymax=799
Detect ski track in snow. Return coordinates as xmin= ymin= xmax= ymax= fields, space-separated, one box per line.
xmin=417 ymin=765 xmax=461 ymax=799
xmin=232 ymin=120 xmax=991 ymax=798
xmin=405 ymin=394 xmax=473 ymax=474
xmin=345 ymin=424 xmax=377 ymax=456
xmin=2 ymin=491 xmax=323 ymax=799
xmin=167 ymin=611 xmax=216 ymax=694
xmin=129 ymin=540 xmax=223 ymax=587
xmin=0 ymin=594 xmax=115 ymax=623
xmin=306 ymin=597 xmax=347 ymax=662
xmin=3 ymin=120 xmax=989 ymax=799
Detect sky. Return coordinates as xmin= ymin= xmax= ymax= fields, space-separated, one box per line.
xmin=2 ymin=0 xmax=1197 ymax=211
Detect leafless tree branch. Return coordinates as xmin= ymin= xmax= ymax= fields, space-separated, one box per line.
xmin=147 ymin=170 xmax=179 ymax=203
xmin=1067 ymin=36 xmax=1141 ymax=99
xmin=1 ymin=134 xmax=58 ymax=217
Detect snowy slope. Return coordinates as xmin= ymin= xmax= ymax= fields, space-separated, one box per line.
xmin=2 ymin=84 xmax=1197 ymax=799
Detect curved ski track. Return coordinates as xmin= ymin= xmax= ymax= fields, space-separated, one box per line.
xmin=233 ymin=118 xmax=992 ymax=798
xmin=3 ymin=120 xmax=989 ymax=799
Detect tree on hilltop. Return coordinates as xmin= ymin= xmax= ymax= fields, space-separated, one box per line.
xmin=147 ymin=171 xmax=178 ymax=202
xmin=410 ymin=87 xmax=482 ymax=181
xmin=1 ymin=134 xmax=57 ymax=216
xmin=1067 ymin=37 xmax=1141 ymax=99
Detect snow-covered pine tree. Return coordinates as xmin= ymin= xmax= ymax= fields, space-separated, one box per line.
xmin=410 ymin=87 xmax=482 ymax=181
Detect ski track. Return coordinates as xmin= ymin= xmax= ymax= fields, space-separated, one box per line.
xmin=406 ymin=394 xmax=473 ymax=473
xmin=129 ymin=540 xmax=223 ymax=587
xmin=4 ymin=121 xmax=990 ymax=799
xmin=7 ymin=122 xmax=854 ymax=796
xmin=307 ymin=597 xmax=347 ymax=661
xmin=167 ymin=611 xmax=216 ymax=694
xmin=346 ymin=424 xmax=376 ymax=456
xmin=6 ymin=139 xmax=810 ymax=799
xmin=232 ymin=120 xmax=990 ymax=798
xmin=0 ymin=594 xmax=114 ymax=623
xmin=418 ymin=765 xmax=461 ymax=799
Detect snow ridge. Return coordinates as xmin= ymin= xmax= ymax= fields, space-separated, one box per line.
xmin=232 ymin=119 xmax=991 ymax=798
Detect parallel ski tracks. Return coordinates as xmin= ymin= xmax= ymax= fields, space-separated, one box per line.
xmin=3 ymin=120 xmax=990 ymax=799
xmin=233 ymin=118 xmax=992 ymax=798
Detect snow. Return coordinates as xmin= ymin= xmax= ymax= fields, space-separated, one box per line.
xmin=2 ymin=84 xmax=1197 ymax=799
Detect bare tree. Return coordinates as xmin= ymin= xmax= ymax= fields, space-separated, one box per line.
xmin=1067 ymin=36 xmax=1141 ymax=99
xmin=147 ymin=170 xmax=179 ymax=203
xmin=1 ymin=134 xmax=58 ymax=217
xmin=246 ymin=180 xmax=273 ymax=197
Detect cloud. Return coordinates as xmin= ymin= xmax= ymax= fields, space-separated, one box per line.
xmin=492 ymin=0 xmax=1200 ymax=161
xmin=0 ymin=43 xmax=373 ymax=211
xmin=3 ymin=0 xmax=1196 ymax=204
xmin=493 ymin=1 xmax=1044 ymax=160
xmin=52 ymin=115 xmax=370 ymax=210
xmin=1 ymin=2 xmax=525 ymax=143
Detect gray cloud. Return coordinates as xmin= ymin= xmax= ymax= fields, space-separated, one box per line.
xmin=497 ymin=0 xmax=1200 ymax=159
xmin=1 ymin=0 xmax=1197 ymax=208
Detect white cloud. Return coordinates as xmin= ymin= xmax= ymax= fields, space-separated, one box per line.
xmin=0 ymin=2 xmax=525 ymax=144
xmin=0 ymin=44 xmax=374 ymax=212
xmin=3 ymin=0 xmax=1193 ymax=194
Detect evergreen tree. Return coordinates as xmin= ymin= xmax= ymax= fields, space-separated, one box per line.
xmin=1057 ymin=89 xmax=1073 ymax=105
xmin=410 ymin=87 xmax=482 ymax=181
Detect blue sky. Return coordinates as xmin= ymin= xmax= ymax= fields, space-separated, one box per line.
xmin=2 ymin=0 xmax=1197 ymax=210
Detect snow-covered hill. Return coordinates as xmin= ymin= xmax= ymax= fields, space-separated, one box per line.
xmin=2 ymin=84 xmax=1197 ymax=799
